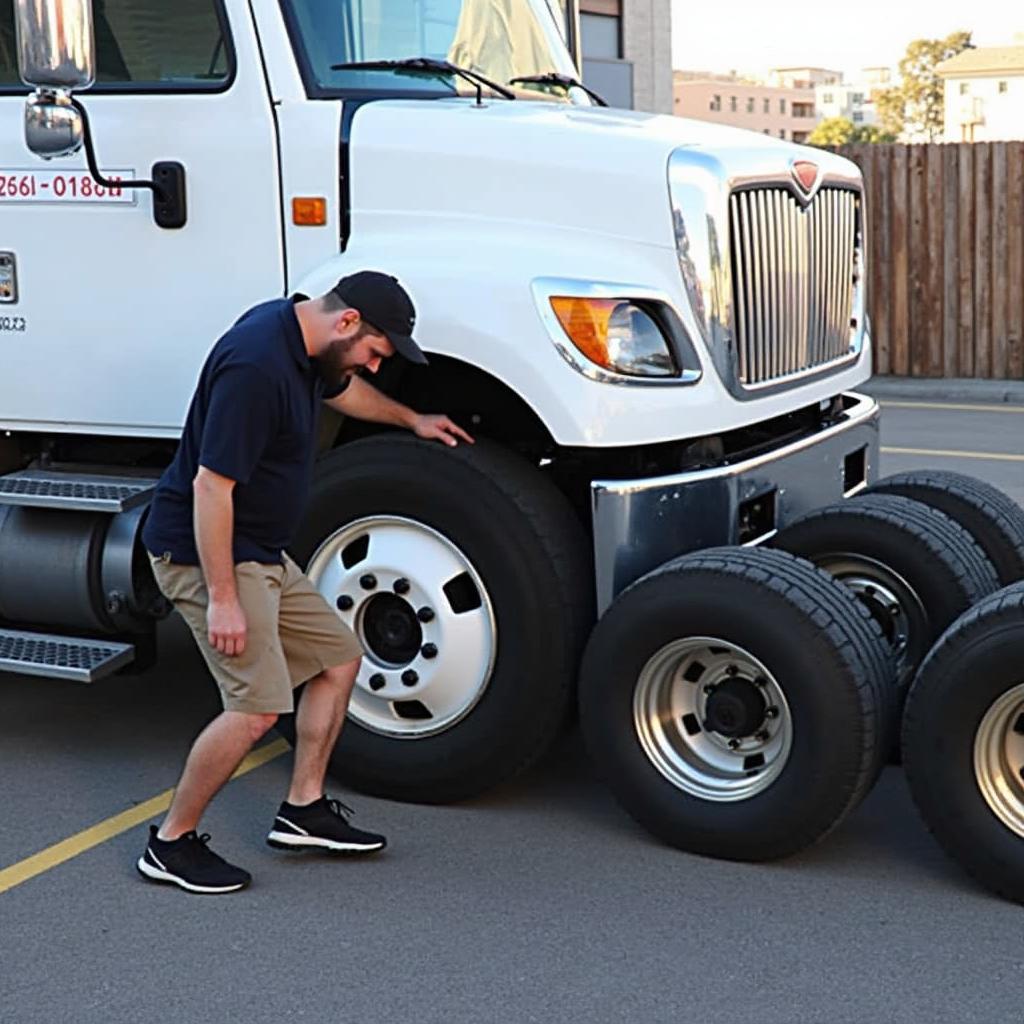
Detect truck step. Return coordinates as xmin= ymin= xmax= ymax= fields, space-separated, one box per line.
xmin=0 ymin=470 xmax=158 ymax=513
xmin=0 ymin=629 xmax=135 ymax=683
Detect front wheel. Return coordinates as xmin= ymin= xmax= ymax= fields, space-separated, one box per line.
xmin=281 ymin=435 xmax=591 ymax=804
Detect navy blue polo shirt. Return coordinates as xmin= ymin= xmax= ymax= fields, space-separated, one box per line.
xmin=143 ymin=297 xmax=347 ymax=566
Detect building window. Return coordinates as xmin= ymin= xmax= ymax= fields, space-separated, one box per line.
xmin=999 ymin=80 xmax=1009 ymax=93
xmin=730 ymin=95 xmax=737 ymax=112
xmin=763 ymin=128 xmax=770 ymax=134
xmin=822 ymin=92 xmax=833 ymax=104
xmin=763 ymin=98 xmax=770 ymax=113
xmin=779 ymin=129 xmax=786 ymax=138
xmin=852 ymin=92 xmax=864 ymax=105
xmin=710 ymin=94 xmax=721 ymax=111
xmin=959 ymin=82 xmax=970 ymax=95
xmin=852 ymin=112 xmax=864 ymax=123
xmin=779 ymin=98 xmax=787 ymax=114
xmin=580 ymin=13 xmax=621 ymax=60
xmin=746 ymin=97 xmax=755 ymax=113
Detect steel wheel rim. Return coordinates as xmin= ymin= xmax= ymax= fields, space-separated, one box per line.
xmin=306 ymin=515 xmax=497 ymax=738
xmin=974 ymin=683 xmax=1024 ymax=838
xmin=633 ymin=637 xmax=793 ymax=802
xmin=817 ymin=553 xmax=926 ymax=684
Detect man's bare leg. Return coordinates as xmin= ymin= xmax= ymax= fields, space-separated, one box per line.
xmin=287 ymin=660 xmax=359 ymax=806
xmin=158 ymin=711 xmax=278 ymax=840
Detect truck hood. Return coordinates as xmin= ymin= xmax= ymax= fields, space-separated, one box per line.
xmin=345 ymin=98 xmax=858 ymax=250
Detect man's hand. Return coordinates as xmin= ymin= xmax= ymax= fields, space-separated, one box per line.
xmin=208 ymin=597 xmax=247 ymax=657
xmin=412 ymin=414 xmax=475 ymax=447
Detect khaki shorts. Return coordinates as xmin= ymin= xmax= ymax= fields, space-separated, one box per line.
xmin=149 ymin=551 xmax=363 ymax=715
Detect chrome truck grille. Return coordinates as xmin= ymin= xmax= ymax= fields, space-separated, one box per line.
xmin=728 ymin=187 xmax=860 ymax=388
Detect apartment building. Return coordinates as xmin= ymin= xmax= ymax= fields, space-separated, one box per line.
xmin=673 ymin=69 xmax=824 ymax=143
xmin=936 ymin=42 xmax=1024 ymax=142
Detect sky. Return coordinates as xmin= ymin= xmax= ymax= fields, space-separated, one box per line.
xmin=670 ymin=1 xmax=1021 ymax=79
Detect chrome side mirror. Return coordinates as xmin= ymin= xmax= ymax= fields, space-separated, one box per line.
xmin=25 ymin=91 xmax=84 ymax=160
xmin=14 ymin=0 xmax=96 ymax=91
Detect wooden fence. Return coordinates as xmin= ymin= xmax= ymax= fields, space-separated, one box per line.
xmin=835 ymin=142 xmax=1024 ymax=379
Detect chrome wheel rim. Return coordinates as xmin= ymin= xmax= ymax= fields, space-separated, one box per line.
xmin=633 ymin=637 xmax=793 ymax=802
xmin=306 ymin=515 xmax=497 ymax=738
xmin=974 ymin=683 xmax=1024 ymax=838
xmin=818 ymin=553 xmax=926 ymax=684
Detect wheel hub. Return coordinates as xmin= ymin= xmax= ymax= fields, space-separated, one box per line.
xmin=633 ymin=638 xmax=793 ymax=802
xmin=304 ymin=515 xmax=497 ymax=739
xmin=704 ymin=678 xmax=767 ymax=737
xmin=361 ymin=593 xmax=422 ymax=667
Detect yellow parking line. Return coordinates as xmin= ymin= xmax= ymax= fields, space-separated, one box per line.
xmin=882 ymin=445 xmax=1024 ymax=463
xmin=880 ymin=400 xmax=1024 ymax=414
xmin=0 ymin=737 xmax=289 ymax=896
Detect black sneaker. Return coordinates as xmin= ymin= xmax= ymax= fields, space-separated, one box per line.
xmin=267 ymin=796 xmax=387 ymax=854
xmin=137 ymin=825 xmax=252 ymax=894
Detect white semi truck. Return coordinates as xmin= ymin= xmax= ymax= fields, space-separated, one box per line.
xmin=6 ymin=0 xmax=1024 ymax=897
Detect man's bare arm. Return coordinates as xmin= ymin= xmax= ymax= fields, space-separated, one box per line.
xmin=325 ymin=375 xmax=474 ymax=446
xmin=193 ymin=465 xmax=247 ymax=657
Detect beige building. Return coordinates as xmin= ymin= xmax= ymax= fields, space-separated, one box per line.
xmin=673 ymin=70 xmax=821 ymax=143
xmin=936 ymin=43 xmax=1024 ymax=142
xmin=577 ymin=0 xmax=673 ymax=113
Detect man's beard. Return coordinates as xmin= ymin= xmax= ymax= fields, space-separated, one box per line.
xmin=314 ymin=337 xmax=360 ymax=392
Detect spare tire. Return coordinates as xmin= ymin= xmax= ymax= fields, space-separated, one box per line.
xmin=869 ymin=470 xmax=1024 ymax=586
xmin=578 ymin=547 xmax=890 ymax=862
xmin=903 ymin=584 xmax=1024 ymax=904
xmin=279 ymin=435 xmax=592 ymax=803
xmin=772 ymin=493 xmax=999 ymax=700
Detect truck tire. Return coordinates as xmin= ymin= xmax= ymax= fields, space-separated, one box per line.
xmin=771 ymin=493 xmax=999 ymax=700
xmin=578 ymin=547 xmax=890 ymax=862
xmin=903 ymin=584 xmax=1024 ymax=904
xmin=868 ymin=470 xmax=1024 ymax=586
xmin=280 ymin=435 xmax=592 ymax=803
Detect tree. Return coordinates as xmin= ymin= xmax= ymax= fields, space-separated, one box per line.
xmin=875 ymin=31 xmax=974 ymax=141
xmin=807 ymin=117 xmax=896 ymax=147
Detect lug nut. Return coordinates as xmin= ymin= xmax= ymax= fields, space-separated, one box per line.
xmin=393 ymin=578 xmax=411 ymax=595
xmin=766 ymin=706 xmax=779 ymax=719
xmin=417 ymin=607 xmax=435 ymax=623
xmin=369 ymin=673 xmax=386 ymax=691
xmin=336 ymin=595 xmax=354 ymax=611
xmin=703 ymin=684 xmax=716 ymax=696
xmin=422 ymin=643 xmax=438 ymax=659
xmin=889 ymin=604 xmax=901 ymax=617
xmin=402 ymin=669 xmax=419 ymax=687
xmin=755 ymin=730 xmax=770 ymax=742
xmin=360 ymin=574 xmax=377 ymax=591
xmin=726 ymin=664 xmax=739 ymax=676
xmin=728 ymin=739 xmax=740 ymax=750
xmin=754 ymin=676 xmax=767 ymax=688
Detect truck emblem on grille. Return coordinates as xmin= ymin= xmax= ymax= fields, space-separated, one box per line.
xmin=792 ymin=160 xmax=819 ymax=196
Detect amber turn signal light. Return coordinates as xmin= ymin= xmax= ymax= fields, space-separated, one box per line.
xmin=292 ymin=197 xmax=327 ymax=226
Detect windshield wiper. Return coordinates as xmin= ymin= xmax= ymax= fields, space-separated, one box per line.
xmin=509 ymin=73 xmax=608 ymax=107
xmin=330 ymin=57 xmax=516 ymax=105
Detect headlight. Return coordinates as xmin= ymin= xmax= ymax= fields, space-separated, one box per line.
xmin=549 ymin=298 xmax=678 ymax=378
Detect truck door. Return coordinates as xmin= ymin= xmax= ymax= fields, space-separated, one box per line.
xmin=0 ymin=0 xmax=284 ymax=436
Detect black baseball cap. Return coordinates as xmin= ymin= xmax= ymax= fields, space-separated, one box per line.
xmin=331 ymin=271 xmax=428 ymax=365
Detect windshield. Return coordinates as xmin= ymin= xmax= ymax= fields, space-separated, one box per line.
xmin=282 ymin=0 xmax=579 ymax=97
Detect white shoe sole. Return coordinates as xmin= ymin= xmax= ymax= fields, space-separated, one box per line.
xmin=266 ymin=830 xmax=385 ymax=853
xmin=136 ymin=855 xmax=248 ymax=894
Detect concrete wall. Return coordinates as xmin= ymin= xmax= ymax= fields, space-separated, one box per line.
xmin=622 ymin=0 xmax=673 ymax=114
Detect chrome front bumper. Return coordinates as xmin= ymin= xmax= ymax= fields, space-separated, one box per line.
xmin=590 ymin=391 xmax=881 ymax=613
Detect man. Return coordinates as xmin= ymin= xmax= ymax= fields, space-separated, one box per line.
xmin=138 ymin=271 xmax=473 ymax=894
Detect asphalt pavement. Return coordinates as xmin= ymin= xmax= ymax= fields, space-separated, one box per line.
xmin=2 ymin=395 xmax=1024 ymax=1024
